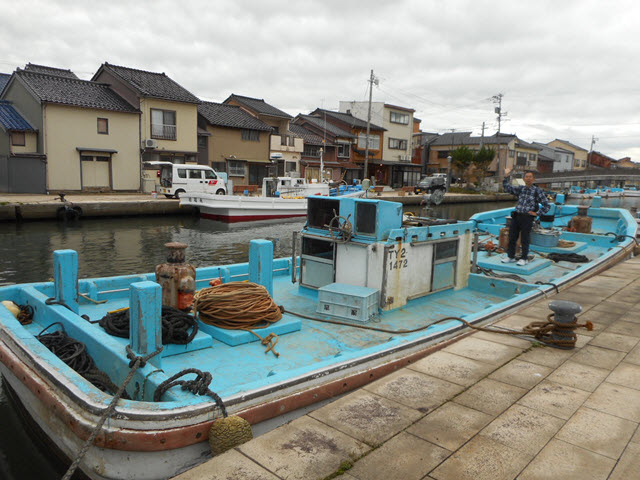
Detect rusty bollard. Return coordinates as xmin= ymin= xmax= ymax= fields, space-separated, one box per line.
xmin=548 ymin=300 xmax=583 ymax=349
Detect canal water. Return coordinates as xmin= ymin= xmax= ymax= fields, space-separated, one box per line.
xmin=0 ymin=196 xmax=634 ymax=479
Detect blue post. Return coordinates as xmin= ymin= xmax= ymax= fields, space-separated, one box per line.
xmin=592 ymin=195 xmax=602 ymax=208
xmin=249 ymin=239 xmax=274 ymax=296
xmin=555 ymin=193 xmax=565 ymax=205
xmin=129 ymin=281 xmax=162 ymax=367
xmin=53 ymin=249 xmax=79 ymax=313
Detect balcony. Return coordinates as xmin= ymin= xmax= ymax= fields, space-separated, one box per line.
xmin=151 ymin=124 xmax=177 ymax=141
xmin=271 ymin=134 xmax=303 ymax=153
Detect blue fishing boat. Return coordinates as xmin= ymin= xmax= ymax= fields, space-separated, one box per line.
xmin=0 ymin=194 xmax=636 ymax=479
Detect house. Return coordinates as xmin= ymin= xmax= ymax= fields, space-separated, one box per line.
xmin=616 ymin=157 xmax=639 ymax=169
xmin=291 ymin=113 xmax=359 ymax=183
xmin=223 ymin=94 xmax=303 ymax=183
xmin=547 ymin=139 xmax=588 ymax=170
xmin=0 ymin=73 xmax=11 ymax=96
xmin=428 ymin=132 xmax=540 ymax=180
xmin=532 ymin=142 xmax=574 ymax=173
xmin=92 ymin=63 xmax=201 ymax=191
xmin=339 ymin=101 xmax=419 ymax=187
xmin=588 ymin=151 xmax=617 ymax=169
xmin=197 ymin=101 xmax=272 ymax=186
xmin=1 ymin=66 xmax=140 ymax=193
xmin=309 ymin=108 xmax=386 ymax=184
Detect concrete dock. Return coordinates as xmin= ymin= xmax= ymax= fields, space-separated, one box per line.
xmin=174 ymin=257 xmax=640 ymax=480
xmin=0 ymin=191 xmax=512 ymax=221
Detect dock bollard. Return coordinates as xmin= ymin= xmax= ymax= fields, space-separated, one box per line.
xmin=548 ymin=300 xmax=583 ymax=349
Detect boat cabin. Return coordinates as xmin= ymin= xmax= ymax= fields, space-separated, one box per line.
xmin=262 ymin=176 xmax=330 ymax=198
xmin=298 ymin=196 xmax=474 ymax=315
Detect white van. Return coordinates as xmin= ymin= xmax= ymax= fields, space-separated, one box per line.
xmin=146 ymin=162 xmax=228 ymax=198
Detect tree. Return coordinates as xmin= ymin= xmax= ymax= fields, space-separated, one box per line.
xmin=473 ymin=146 xmax=496 ymax=185
xmin=451 ymin=146 xmax=474 ymax=182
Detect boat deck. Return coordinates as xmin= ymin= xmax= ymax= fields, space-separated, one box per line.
xmin=174 ymin=256 xmax=640 ymax=480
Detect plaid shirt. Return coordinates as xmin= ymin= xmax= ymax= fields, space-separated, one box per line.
xmin=502 ymin=177 xmax=550 ymax=215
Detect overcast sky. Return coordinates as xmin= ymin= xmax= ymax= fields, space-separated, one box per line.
xmin=1 ymin=0 xmax=638 ymax=160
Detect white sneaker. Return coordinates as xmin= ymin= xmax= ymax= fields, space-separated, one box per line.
xmin=517 ymin=259 xmax=528 ymax=266
xmin=502 ymin=256 xmax=517 ymax=263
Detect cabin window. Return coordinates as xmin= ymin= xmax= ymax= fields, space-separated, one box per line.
xmin=11 ymin=132 xmax=25 ymax=146
xmin=307 ymin=197 xmax=340 ymax=230
xmin=434 ymin=240 xmax=458 ymax=260
xmin=302 ymin=237 xmax=334 ymax=261
xmin=188 ymin=169 xmax=202 ymax=179
xmin=228 ymin=160 xmax=245 ymax=176
xmin=355 ymin=202 xmax=377 ymax=235
xmin=97 ymin=118 xmax=109 ymax=135
xmin=204 ymin=170 xmax=216 ymax=179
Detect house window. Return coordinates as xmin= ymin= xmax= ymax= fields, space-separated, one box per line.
xmin=509 ymin=150 xmax=515 ymax=158
xmin=228 ymin=160 xmax=245 ymax=176
xmin=151 ymin=109 xmax=177 ymax=140
xmin=212 ymin=161 xmax=226 ymax=172
xmin=198 ymin=136 xmax=207 ymax=148
xmin=388 ymin=138 xmax=408 ymax=150
xmin=390 ymin=112 xmax=409 ymax=125
xmin=304 ymin=145 xmax=321 ymax=157
xmin=285 ymin=161 xmax=296 ymax=172
xmin=337 ymin=143 xmax=350 ymax=158
xmin=529 ymin=153 xmax=536 ymax=160
xmin=11 ymin=132 xmax=25 ymax=146
xmin=97 ymin=118 xmax=109 ymax=135
xmin=241 ymin=130 xmax=260 ymax=141
xmin=357 ymin=133 xmax=380 ymax=150
xmin=437 ymin=150 xmax=449 ymax=159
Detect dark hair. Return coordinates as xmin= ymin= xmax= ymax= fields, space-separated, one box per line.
xmin=523 ymin=170 xmax=535 ymax=177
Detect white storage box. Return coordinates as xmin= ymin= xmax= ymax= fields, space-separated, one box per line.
xmin=317 ymin=283 xmax=380 ymax=323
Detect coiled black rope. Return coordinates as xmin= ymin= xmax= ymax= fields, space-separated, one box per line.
xmin=99 ymin=305 xmax=198 ymax=345
xmin=153 ymin=368 xmax=227 ymax=417
xmin=37 ymin=322 xmax=127 ymax=398
xmin=546 ymin=253 xmax=589 ymax=263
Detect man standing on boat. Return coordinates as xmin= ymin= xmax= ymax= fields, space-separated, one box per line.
xmin=501 ymin=168 xmax=550 ymax=266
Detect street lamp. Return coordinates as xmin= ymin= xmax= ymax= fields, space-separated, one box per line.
xmin=447 ymin=155 xmax=452 ymax=189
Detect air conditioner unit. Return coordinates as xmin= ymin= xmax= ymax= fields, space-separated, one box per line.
xmin=143 ymin=139 xmax=158 ymax=149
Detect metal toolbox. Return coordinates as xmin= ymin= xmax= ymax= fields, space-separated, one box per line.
xmin=317 ymin=283 xmax=379 ymax=323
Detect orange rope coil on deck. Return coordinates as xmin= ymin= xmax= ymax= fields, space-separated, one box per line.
xmin=194 ymin=282 xmax=284 ymax=357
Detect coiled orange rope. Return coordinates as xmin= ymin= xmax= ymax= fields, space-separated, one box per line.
xmin=194 ymin=282 xmax=283 ymax=357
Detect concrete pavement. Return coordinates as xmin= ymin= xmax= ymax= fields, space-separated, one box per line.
xmin=174 ymin=257 xmax=640 ymax=480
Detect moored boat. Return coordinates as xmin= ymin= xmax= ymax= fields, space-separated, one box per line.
xmin=567 ymin=185 xmax=624 ymax=199
xmin=0 ymin=195 xmax=636 ymax=479
xmin=180 ymin=176 xmax=364 ymax=222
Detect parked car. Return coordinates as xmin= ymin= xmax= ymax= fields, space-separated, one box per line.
xmin=414 ymin=173 xmax=447 ymax=194
xmin=145 ymin=162 xmax=228 ymax=198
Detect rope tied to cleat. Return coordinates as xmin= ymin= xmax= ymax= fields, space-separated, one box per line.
xmin=194 ymin=282 xmax=283 ymax=357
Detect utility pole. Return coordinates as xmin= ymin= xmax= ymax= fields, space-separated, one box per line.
xmin=364 ymin=69 xmax=378 ymax=181
xmin=588 ymin=134 xmax=598 ymax=169
xmin=492 ymin=93 xmax=507 ymax=178
xmin=480 ymin=122 xmax=485 ymax=147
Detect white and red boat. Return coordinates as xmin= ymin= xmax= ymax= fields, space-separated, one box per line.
xmin=181 ymin=176 xmax=364 ymax=222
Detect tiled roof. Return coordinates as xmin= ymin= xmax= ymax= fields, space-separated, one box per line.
xmin=23 ymin=63 xmax=78 ymax=79
xmin=225 ymin=94 xmax=292 ymax=119
xmin=17 ymin=70 xmax=139 ymax=113
xmin=294 ymin=114 xmax=355 ymax=139
xmin=0 ymin=100 xmax=35 ymax=131
xmin=289 ymin=124 xmax=325 ymax=145
xmin=100 ymin=63 xmax=200 ymax=104
xmin=198 ymin=102 xmax=273 ymax=131
xmin=0 ymin=73 xmax=10 ymax=94
xmin=313 ymin=108 xmax=385 ymax=131
xmin=532 ymin=142 xmax=556 ymax=161
xmin=549 ymin=138 xmax=588 ymax=152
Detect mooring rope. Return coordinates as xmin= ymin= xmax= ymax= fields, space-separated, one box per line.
xmin=98 ymin=305 xmax=198 ymax=345
xmin=284 ymin=310 xmax=591 ymax=349
xmin=194 ymin=282 xmax=283 ymax=357
xmin=62 ymin=345 xmax=163 ymax=480
xmin=153 ymin=368 xmax=227 ymax=417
